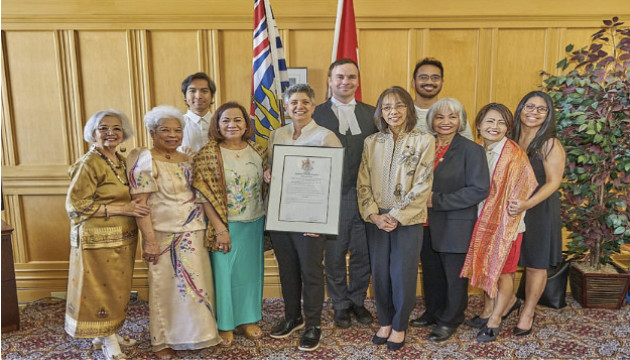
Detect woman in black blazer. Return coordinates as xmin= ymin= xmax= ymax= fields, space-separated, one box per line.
xmin=409 ymin=98 xmax=490 ymax=342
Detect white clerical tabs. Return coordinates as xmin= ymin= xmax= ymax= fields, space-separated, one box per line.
xmin=266 ymin=145 xmax=344 ymax=235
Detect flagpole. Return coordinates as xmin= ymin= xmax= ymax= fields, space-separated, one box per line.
xmin=331 ymin=0 xmax=343 ymax=62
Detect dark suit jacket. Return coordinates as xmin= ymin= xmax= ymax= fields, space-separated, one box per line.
xmin=428 ymin=133 xmax=490 ymax=253
xmin=312 ymin=100 xmax=377 ymax=190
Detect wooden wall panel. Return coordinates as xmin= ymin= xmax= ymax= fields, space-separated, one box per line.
xmin=149 ymin=30 xmax=202 ymax=113
xmin=3 ymin=0 xmax=629 ymax=301
xmin=426 ymin=29 xmax=480 ymax=121
xmin=20 ymin=195 xmax=69 ymax=262
xmin=359 ymin=29 xmax=410 ymax=106
xmin=217 ymin=30 xmax=251 ymax=110
xmin=493 ymin=28 xmax=548 ymax=110
xmin=77 ymin=31 xmax=136 ymax=151
xmin=4 ymin=31 xmax=67 ymax=166
xmin=287 ymin=30 xmax=334 ymax=104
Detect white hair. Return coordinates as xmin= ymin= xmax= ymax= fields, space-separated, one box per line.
xmin=143 ymin=105 xmax=186 ymax=132
xmin=83 ymin=109 xmax=134 ymax=143
xmin=425 ymin=98 xmax=468 ymax=135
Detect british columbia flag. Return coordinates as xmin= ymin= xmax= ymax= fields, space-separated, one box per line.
xmin=251 ymin=0 xmax=290 ymax=147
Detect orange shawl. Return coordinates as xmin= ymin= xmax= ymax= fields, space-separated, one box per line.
xmin=192 ymin=139 xmax=267 ymax=251
xmin=460 ymin=139 xmax=537 ymax=298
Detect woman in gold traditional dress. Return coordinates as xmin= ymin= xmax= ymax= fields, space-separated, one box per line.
xmin=65 ymin=110 xmax=151 ymax=360
xmin=128 ymin=105 xmax=222 ymax=359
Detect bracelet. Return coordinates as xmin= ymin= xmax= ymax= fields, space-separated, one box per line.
xmin=214 ymin=229 xmax=228 ymax=237
xmin=104 ymin=204 xmax=109 ymax=219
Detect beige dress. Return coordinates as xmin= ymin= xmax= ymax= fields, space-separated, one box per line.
xmin=65 ymin=149 xmax=138 ymax=338
xmin=127 ymin=148 xmax=221 ymax=351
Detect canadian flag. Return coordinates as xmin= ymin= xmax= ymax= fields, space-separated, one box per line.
xmin=331 ymin=0 xmax=361 ymax=101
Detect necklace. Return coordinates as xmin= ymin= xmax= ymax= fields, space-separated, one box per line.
xmin=221 ymin=142 xmax=247 ymax=158
xmin=153 ymin=149 xmax=176 ymax=160
xmin=434 ymin=142 xmax=451 ymax=168
xmin=93 ymin=148 xmax=129 ymax=186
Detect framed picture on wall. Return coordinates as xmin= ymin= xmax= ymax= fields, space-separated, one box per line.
xmin=287 ymin=67 xmax=308 ymax=86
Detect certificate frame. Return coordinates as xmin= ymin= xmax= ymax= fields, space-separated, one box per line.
xmin=266 ymin=144 xmax=344 ymax=235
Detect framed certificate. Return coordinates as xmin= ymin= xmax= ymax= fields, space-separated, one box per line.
xmin=266 ymin=145 xmax=344 ymax=235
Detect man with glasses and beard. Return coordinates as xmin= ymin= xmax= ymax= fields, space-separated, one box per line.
xmin=411 ymin=58 xmax=473 ymax=140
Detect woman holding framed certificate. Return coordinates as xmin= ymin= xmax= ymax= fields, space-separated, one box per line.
xmin=357 ymin=86 xmax=435 ymax=351
xmin=265 ymin=84 xmax=341 ymax=352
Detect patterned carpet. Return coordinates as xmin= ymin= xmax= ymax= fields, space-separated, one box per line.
xmin=2 ymin=295 xmax=630 ymax=359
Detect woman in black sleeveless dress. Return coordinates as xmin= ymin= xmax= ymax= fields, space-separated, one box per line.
xmin=509 ymin=91 xmax=565 ymax=336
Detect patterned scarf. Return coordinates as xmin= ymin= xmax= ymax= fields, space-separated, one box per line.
xmin=460 ymin=139 xmax=538 ymax=298
xmin=192 ymin=139 xmax=267 ymax=251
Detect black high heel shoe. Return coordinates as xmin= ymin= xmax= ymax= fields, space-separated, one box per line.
xmin=502 ymin=298 xmax=522 ymax=320
xmin=477 ymin=321 xmax=503 ymax=342
xmin=386 ymin=333 xmax=406 ymax=351
xmin=514 ymin=313 xmax=536 ymax=337
xmin=372 ymin=328 xmax=392 ymax=345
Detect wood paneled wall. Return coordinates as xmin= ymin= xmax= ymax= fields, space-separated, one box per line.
xmin=2 ymin=0 xmax=629 ymax=301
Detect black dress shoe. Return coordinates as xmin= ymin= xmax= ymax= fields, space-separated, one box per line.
xmin=270 ymin=317 xmax=305 ymax=339
xmin=351 ymin=305 xmax=374 ymax=324
xmin=409 ymin=312 xmax=436 ymax=327
xmin=464 ymin=315 xmax=489 ymax=328
xmin=502 ymin=298 xmax=522 ymax=320
xmin=428 ymin=325 xmax=457 ymax=342
xmin=333 ymin=309 xmax=351 ymax=329
xmin=298 ymin=326 xmax=321 ymax=351
xmin=477 ymin=323 xmax=502 ymax=342
xmin=386 ymin=334 xmax=405 ymax=351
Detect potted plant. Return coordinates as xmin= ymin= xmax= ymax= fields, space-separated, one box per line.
xmin=542 ymin=17 xmax=630 ymax=309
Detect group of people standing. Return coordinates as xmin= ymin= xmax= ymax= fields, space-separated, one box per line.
xmin=63 ymin=56 xmax=565 ymax=358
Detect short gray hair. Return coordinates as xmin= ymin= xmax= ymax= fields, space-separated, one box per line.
xmin=83 ymin=109 xmax=134 ymax=143
xmin=425 ymin=98 xmax=468 ymax=135
xmin=143 ymin=105 xmax=186 ymax=132
xmin=284 ymin=83 xmax=316 ymax=104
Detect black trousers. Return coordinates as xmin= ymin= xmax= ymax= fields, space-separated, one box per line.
xmin=324 ymin=188 xmax=371 ymax=310
xmin=271 ymin=231 xmax=326 ymax=327
xmin=366 ymin=222 xmax=422 ymax=331
xmin=420 ymin=226 xmax=469 ymax=327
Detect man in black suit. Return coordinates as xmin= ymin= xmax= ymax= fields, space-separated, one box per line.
xmin=312 ymin=58 xmax=377 ymax=329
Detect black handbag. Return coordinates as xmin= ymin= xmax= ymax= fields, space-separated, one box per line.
xmin=516 ymin=259 xmax=570 ymax=309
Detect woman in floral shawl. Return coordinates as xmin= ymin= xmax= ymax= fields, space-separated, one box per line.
xmin=192 ymin=102 xmax=267 ymax=347
xmin=460 ymin=103 xmax=537 ymax=342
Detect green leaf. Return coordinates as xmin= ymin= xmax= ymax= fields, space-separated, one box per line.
xmin=557 ymin=58 xmax=568 ymax=69
xmin=594 ymin=134 xmax=603 ymax=143
xmin=576 ymin=87 xmax=586 ymax=95
xmin=614 ymin=227 xmax=625 ymax=235
xmin=578 ymin=124 xmax=588 ymax=131
xmin=566 ymin=44 xmax=574 ymax=52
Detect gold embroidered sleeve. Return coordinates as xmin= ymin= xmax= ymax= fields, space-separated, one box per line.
xmin=66 ymin=157 xmax=100 ymax=223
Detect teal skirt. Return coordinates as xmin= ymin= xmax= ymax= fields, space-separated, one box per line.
xmin=210 ymin=217 xmax=264 ymax=330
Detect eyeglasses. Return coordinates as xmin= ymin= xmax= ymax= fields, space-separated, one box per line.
xmin=97 ymin=126 xmax=123 ymax=133
xmin=417 ymin=74 xmax=442 ymax=82
xmin=381 ymin=104 xmax=407 ymax=113
xmin=523 ymin=103 xmax=548 ymax=114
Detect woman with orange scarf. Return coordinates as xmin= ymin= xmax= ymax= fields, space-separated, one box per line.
xmin=460 ymin=103 xmax=537 ymax=342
